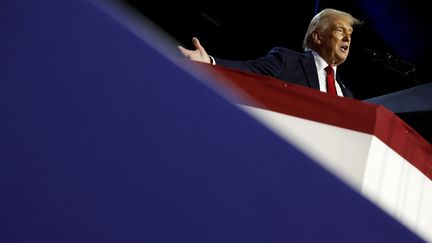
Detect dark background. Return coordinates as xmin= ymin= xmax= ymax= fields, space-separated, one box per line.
xmin=124 ymin=0 xmax=431 ymax=100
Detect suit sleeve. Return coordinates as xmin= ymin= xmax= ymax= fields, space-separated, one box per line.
xmin=214 ymin=47 xmax=286 ymax=78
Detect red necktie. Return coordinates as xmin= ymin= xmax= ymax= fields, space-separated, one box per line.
xmin=325 ymin=66 xmax=337 ymax=95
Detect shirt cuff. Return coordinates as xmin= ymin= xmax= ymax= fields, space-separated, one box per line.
xmin=209 ymin=55 xmax=216 ymax=65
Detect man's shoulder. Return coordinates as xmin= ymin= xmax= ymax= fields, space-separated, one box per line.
xmin=267 ymin=47 xmax=314 ymax=62
xmin=269 ymin=47 xmax=303 ymax=55
xmin=268 ymin=47 xmax=313 ymax=59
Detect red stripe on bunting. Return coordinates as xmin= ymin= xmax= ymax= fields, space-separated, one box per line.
xmin=192 ymin=62 xmax=432 ymax=180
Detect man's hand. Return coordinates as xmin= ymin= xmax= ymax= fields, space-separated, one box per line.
xmin=177 ymin=37 xmax=211 ymax=64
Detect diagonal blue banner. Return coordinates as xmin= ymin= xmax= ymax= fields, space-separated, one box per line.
xmin=0 ymin=1 xmax=425 ymax=242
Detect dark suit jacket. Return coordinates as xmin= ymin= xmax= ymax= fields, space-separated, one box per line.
xmin=215 ymin=47 xmax=354 ymax=98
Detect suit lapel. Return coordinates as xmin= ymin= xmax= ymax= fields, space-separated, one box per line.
xmin=300 ymin=52 xmax=320 ymax=90
xmin=336 ymin=77 xmax=354 ymax=98
xmin=299 ymin=52 xmax=354 ymax=98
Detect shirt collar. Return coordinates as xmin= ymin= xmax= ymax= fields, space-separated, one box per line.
xmin=311 ymin=50 xmax=337 ymax=74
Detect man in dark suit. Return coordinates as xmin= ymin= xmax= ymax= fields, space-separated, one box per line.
xmin=178 ymin=8 xmax=360 ymax=98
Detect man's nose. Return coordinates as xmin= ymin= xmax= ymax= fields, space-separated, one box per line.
xmin=343 ymin=33 xmax=351 ymax=41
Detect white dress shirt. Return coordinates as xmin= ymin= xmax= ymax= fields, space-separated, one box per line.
xmin=311 ymin=51 xmax=344 ymax=97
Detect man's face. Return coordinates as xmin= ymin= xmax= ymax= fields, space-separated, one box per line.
xmin=316 ymin=17 xmax=353 ymax=65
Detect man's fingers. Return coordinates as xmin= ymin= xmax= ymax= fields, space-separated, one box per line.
xmin=177 ymin=45 xmax=191 ymax=57
xmin=177 ymin=45 xmax=186 ymax=53
xmin=192 ymin=37 xmax=202 ymax=50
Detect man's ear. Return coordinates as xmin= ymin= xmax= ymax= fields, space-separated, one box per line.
xmin=312 ymin=31 xmax=322 ymax=45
